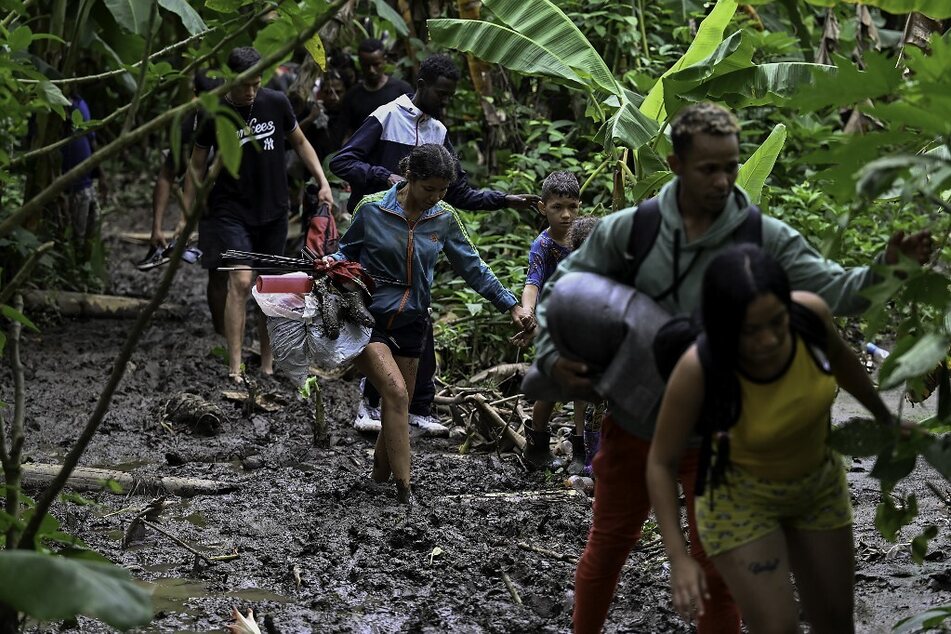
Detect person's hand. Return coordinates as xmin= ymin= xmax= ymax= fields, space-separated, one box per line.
xmin=669 ymin=555 xmax=709 ymax=624
xmin=551 ymin=357 xmax=598 ymax=400
xmin=509 ymin=329 xmax=536 ymax=348
xmin=388 ymin=174 xmax=405 ymax=187
xmin=149 ymin=229 xmax=168 ymax=250
xmin=317 ymin=183 xmax=334 ymax=211
xmin=509 ymin=304 xmax=535 ymax=331
xmin=504 ymin=194 xmax=541 ymax=210
xmin=884 ymin=229 xmax=932 ymax=265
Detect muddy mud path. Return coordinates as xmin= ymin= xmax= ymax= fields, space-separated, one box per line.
xmin=3 ymin=189 xmax=949 ymax=633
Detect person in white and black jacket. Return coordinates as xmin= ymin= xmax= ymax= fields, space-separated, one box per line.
xmin=331 ymin=53 xmax=538 ymax=435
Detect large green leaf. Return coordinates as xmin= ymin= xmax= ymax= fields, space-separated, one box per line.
xmin=736 ymin=123 xmax=785 ymax=204
xmin=894 ymin=604 xmax=951 ymax=633
xmin=791 ymin=52 xmax=903 ymax=113
xmin=661 ymin=31 xmax=754 ymax=117
xmin=483 ymin=0 xmax=618 ymax=95
xmin=0 ymin=551 xmax=151 ymax=630
xmin=157 ymin=0 xmax=206 ymax=35
xmin=879 ymin=333 xmax=950 ymax=390
xmin=640 ymin=0 xmax=738 ymax=122
xmin=215 ymin=114 xmax=242 ymax=178
xmin=370 ymin=0 xmax=409 ymax=36
xmin=604 ymin=94 xmax=660 ymax=150
xmin=681 ymin=62 xmax=835 ymax=109
xmin=428 ymin=19 xmax=585 ymax=89
xmin=828 ymin=417 xmax=895 ymax=457
xmin=103 ymin=0 xmax=152 ymax=35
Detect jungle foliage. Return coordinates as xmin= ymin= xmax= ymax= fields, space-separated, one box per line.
xmin=0 ymin=0 xmax=948 ymax=629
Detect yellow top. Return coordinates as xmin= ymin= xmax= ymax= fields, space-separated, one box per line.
xmin=729 ymin=336 xmax=837 ymax=480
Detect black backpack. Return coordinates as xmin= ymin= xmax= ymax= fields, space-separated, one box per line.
xmin=625 ymin=195 xmax=762 ymax=297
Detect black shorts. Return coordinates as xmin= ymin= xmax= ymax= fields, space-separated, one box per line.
xmin=369 ymin=314 xmax=429 ymax=358
xmin=198 ymin=215 xmax=288 ymax=270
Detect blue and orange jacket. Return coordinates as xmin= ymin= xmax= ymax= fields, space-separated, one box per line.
xmin=329 ymin=94 xmax=508 ymax=213
xmin=331 ymin=185 xmax=517 ymax=329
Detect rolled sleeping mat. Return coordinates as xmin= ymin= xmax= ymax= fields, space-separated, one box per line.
xmin=521 ymin=272 xmax=670 ymax=423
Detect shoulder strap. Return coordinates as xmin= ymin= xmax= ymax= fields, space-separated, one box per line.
xmin=732 ymin=204 xmax=762 ymax=245
xmin=625 ymin=197 xmax=662 ymax=282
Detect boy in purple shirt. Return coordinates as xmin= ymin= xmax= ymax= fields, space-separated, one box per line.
xmin=518 ymin=171 xmax=590 ymax=471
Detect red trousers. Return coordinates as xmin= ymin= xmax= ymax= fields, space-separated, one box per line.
xmin=573 ymin=416 xmax=740 ymax=633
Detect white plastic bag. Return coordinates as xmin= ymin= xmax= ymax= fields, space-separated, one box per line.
xmin=252 ymin=279 xmax=371 ymax=384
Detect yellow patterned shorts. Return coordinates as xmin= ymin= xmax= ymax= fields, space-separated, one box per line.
xmin=695 ymin=452 xmax=853 ymax=557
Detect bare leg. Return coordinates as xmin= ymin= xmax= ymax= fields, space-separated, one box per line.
xmin=207 ymin=269 xmax=228 ymax=336
xmin=225 ymin=269 xmax=253 ymax=379
xmin=355 ymin=344 xmax=419 ymax=499
xmin=710 ymin=530 xmax=800 ymax=634
xmin=257 ymin=306 xmax=273 ymax=375
xmin=532 ymin=400 xmax=556 ymax=432
xmin=786 ymin=526 xmax=855 ymax=634
xmin=573 ymin=400 xmax=587 ymax=436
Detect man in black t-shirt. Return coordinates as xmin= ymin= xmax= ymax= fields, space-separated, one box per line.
xmin=338 ymin=38 xmax=412 ymax=137
xmin=184 ymin=47 xmax=334 ymax=381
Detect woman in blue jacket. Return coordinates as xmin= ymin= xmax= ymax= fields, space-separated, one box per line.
xmin=333 ymin=143 xmax=534 ymax=504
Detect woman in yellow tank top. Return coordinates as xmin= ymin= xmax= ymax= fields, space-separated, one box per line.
xmin=646 ymin=245 xmax=898 ymax=634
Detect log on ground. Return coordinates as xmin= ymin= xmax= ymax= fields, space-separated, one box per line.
xmin=23 ymin=290 xmax=185 ymax=319
xmin=17 ymin=463 xmax=239 ymax=497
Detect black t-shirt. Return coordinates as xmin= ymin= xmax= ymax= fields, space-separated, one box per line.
xmin=339 ymin=76 xmax=413 ymax=134
xmin=165 ymin=110 xmax=203 ymax=177
xmin=195 ymin=87 xmax=297 ymax=225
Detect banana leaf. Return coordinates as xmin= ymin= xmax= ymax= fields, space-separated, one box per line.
xmin=661 ymin=31 xmax=754 ymax=116
xmin=677 ymin=62 xmax=836 ymax=109
xmin=604 ymin=96 xmax=661 ymax=151
xmin=103 ymin=0 xmax=152 ymax=35
xmin=736 ymin=123 xmax=786 ymax=204
xmin=427 ymin=19 xmax=586 ymax=89
xmin=776 ymin=0 xmax=951 ymax=20
xmin=640 ymin=0 xmax=738 ymax=122
xmin=483 ymin=0 xmax=618 ymax=95
xmin=790 ymin=52 xmax=903 ymax=112
xmin=157 ymin=0 xmax=206 ymax=35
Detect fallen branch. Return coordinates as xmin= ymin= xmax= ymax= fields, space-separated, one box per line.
xmin=23 ymin=290 xmax=185 ymax=319
xmin=501 ymin=570 xmax=522 ymax=605
xmin=465 ymin=363 xmax=528 ymax=386
xmin=516 ymin=541 xmax=578 ymax=564
xmin=141 ymin=519 xmax=215 ymax=565
xmin=470 ymin=393 xmax=526 ymax=452
xmin=436 ymin=489 xmax=578 ymax=502
xmin=17 ymin=463 xmax=238 ymax=497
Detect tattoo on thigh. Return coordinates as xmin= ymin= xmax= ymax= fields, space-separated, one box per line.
xmin=748 ymin=558 xmax=780 ymax=574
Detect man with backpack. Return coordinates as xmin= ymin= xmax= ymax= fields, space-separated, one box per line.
xmin=531 ymin=102 xmax=931 ymax=634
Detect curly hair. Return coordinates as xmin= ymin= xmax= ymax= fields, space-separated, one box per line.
xmin=418 ymin=53 xmax=460 ymax=85
xmin=358 ymin=38 xmax=384 ymax=54
xmin=670 ymin=102 xmax=740 ymax=158
xmin=397 ymin=143 xmax=458 ymax=183
xmin=227 ymin=47 xmax=261 ymax=74
xmin=567 ymin=216 xmax=600 ymax=251
xmin=541 ymin=170 xmax=580 ymax=202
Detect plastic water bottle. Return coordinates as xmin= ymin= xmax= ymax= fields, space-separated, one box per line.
xmin=866 ymin=342 xmax=890 ymax=364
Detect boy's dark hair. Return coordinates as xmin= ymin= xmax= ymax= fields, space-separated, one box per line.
xmin=670 ymin=102 xmax=740 ymax=158
xmin=567 ymin=216 xmax=599 ymax=251
xmin=193 ymin=70 xmax=222 ymax=94
xmin=358 ymin=38 xmax=384 ymax=54
xmin=541 ymin=170 xmax=580 ymax=202
xmin=418 ymin=54 xmax=460 ymax=84
xmin=397 ymin=143 xmax=458 ymax=183
xmin=227 ymin=47 xmax=262 ymax=74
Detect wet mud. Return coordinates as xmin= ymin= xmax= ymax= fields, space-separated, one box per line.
xmin=2 ymin=194 xmax=949 ymax=633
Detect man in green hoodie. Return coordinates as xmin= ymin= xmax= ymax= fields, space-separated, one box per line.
xmin=532 ymin=102 xmax=932 ymax=634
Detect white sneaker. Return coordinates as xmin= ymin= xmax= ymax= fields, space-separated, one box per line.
xmin=409 ymin=413 xmax=449 ymax=437
xmin=353 ymin=399 xmax=381 ymax=433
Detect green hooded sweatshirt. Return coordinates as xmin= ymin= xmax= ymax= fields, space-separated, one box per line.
xmin=534 ymin=178 xmax=877 ymax=439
